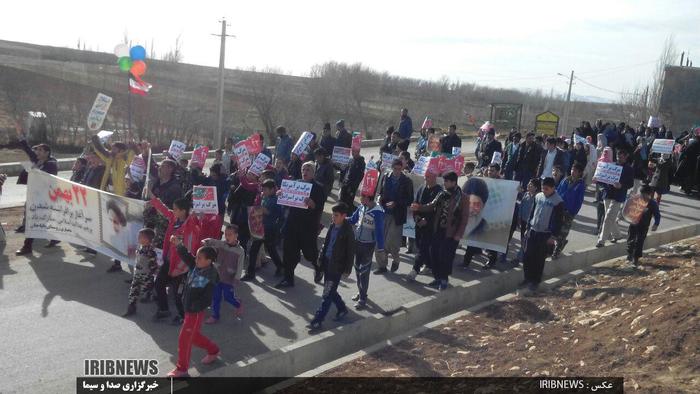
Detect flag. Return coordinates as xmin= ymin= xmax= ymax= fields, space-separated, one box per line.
xmin=129 ymin=75 xmax=152 ymax=96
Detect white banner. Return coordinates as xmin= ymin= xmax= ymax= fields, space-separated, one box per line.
xmin=25 ymin=170 xmax=145 ymax=264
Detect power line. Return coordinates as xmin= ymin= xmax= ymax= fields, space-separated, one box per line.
xmin=573 ymin=75 xmax=644 ymax=97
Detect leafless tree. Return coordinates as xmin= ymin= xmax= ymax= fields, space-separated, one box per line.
xmin=240 ymin=67 xmax=286 ymax=141
xmin=649 ymin=35 xmax=679 ymax=115
xmin=162 ymin=35 xmax=184 ymax=63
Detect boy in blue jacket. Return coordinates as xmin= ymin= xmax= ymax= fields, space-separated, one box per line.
xmin=348 ymin=193 xmax=385 ymax=309
xmin=553 ymin=163 xmax=586 ymax=258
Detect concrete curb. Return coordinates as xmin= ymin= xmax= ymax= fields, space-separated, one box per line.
xmin=205 ymin=221 xmax=700 ymax=378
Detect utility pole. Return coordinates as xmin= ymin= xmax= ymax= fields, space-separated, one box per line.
xmin=563 ymin=70 xmax=574 ymax=135
xmin=212 ymin=19 xmax=235 ymax=148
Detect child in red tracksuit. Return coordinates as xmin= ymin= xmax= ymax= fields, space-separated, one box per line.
xmin=167 ymin=238 xmax=220 ymax=378
xmin=151 ymin=197 xmax=201 ymax=325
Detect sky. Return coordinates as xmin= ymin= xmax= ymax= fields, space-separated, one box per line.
xmin=2 ymin=0 xmax=699 ymax=102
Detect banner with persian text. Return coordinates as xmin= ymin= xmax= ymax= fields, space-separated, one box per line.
xmin=25 ymin=169 xmax=145 ymax=265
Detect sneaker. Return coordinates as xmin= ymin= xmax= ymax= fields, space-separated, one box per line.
xmin=314 ymin=270 xmax=324 ymax=284
xmin=122 ymin=303 xmax=137 ymax=317
xmin=240 ymin=274 xmax=256 ymax=282
xmin=306 ymin=320 xmax=322 ymax=332
xmin=419 ymin=266 xmax=432 ymax=275
xmin=551 ymin=251 xmax=560 ymax=260
xmin=153 ymin=310 xmax=171 ymax=321
xmin=482 ymin=261 xmax=495 ymax=270
xmin=373 ymin=267 xmax=388 ymax=275
xmin=437 ymin=281 xmax=449 ymax=291
xmin=204 ymin=316 xmax=219 ymax=324
xmin=166 ymin=369 xmax=189 ymax=378
xmin=406 ymin=270 xmax=418 ymax=281
xmin=171 ymin=315 xmax=184 ymax=325
xmin=610 ymin=238 xmax=618 ymax=244
xmin=15 ymin=246 xmax=32 ymax=256
xmin=201 ymin=352 xmax=220 ymax=365
xmin=390 ymin=261 xmax=400 ymax=272
xmin=426 ymin=279 xmax=440 ymax=289
xmin=274 ymin=279 xmax=294 ymax=289
xmin=14 ymin=225 xmax=25 ymax=233
xmin=626 ymin=254 xmax=633 ymax=262
xmin=45 ymin=240 xmax=61 ymax=248
xmin=107 ymin=262 xmax=123 ymax=273
xmin=354 ymin=300 xmax=367 ymax=310
xmin=595 ymin=242 xmax=604 ymax=248
xmin=334 ymin=308 xmax=349 ymax=321
xmin=351 ymin=293 xmax=360 ymax=302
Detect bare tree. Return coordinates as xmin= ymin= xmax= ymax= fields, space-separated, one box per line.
xmin=240 ymin=67 xmax=286 ymax=141
xmin=649 ymin=35 xmax=679 ymax=115
xmin=162 ymin=35 xmax=184 ymax=63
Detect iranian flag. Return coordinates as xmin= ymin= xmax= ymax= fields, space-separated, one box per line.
xmin=129 ymin=75 xmax=152 ymax=96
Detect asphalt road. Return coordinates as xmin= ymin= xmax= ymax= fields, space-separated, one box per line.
xmin=2 ymin=141 xmax=699 ymax=393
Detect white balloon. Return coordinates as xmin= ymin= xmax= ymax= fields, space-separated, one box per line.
xmin=114 ymin=43 xmax=129 ymax=58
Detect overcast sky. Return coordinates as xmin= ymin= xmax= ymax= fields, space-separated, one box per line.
xmin=3 ymin=0 xmax=699 ymax=101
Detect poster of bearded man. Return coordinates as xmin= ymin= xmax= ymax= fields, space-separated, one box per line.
xmin=461 ymin=177 xmax=519 ymax=253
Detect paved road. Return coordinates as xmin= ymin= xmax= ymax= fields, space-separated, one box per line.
xmin=2 ymin=141 xmax=699 ymax=393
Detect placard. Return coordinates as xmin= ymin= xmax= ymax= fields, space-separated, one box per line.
xmin=360 ymin=168 xmax=380 ymax=197
xmin=129 ymin=156 xmax=146 ymax=181
xmin=234 ymin=145 xmax=252 ymax=170
xmin=97 ymin=130 xmax=114 ymax=142
xmin=452 ymin=147 xmax=461 ymax=156
xmin=574 ymin=134 xmax=587 ymax=145
xmin=651 ymin=139 xmax=675 ymax=155
xmin=412 ymin=156 xmax=431 ymax=176
xmin=428 ymin=134 xmax=441 ymax=153
xmin=380 ymin=153 xmax=398 ymax=171
xmin=278 ymin=179 xmax=312 ymax=209
xmin=402 ymin=208 xmax=415 ymax=238
xmin=593 ymin=162 xmax=623 ymax=185
xmin=491 ymin=151 xmax=503 ymax=165
xmin=248 ymin=153 xmax=271 ymax=176
xmin=462 ymin=178 xmax=519 ymax=253
xmin=192 ymin=186 xmax=219 ymax=214
xmin=421 ymin=116 xmax=433 ymax=130
xmin=190 ymin=146 xmax=209 ymax=169
xmin=292 ymin=131 xmax=314 ymax=156
xmin=647 ymin=116 xmax=661 ymax=128
xmin=87 ymin=93 xmax=113 ymax=131
xmin=236 ymin=133 xmax=263 ymax=156
xmin=351 ymin=132 xmax=362 ymax=152
xmin=248 ymin=206 xmax=265 ymax=239
xmin=168 ymin=140 xmax=186 ymax=161
xmin=332 ymin=146 xmax=352 ymax=167
xmin=622 ymin=194 xmax=648 ymax=225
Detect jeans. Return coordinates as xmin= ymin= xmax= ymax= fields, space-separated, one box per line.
xmin=211 ymin=283 xmax=241 ymax=319
xmin=354 ymin=242 xmax=375 ymax=301
xmin=312 ymin=271 xmax=346 ymax=323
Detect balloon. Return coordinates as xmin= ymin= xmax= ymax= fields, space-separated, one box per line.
xmin=114 ymin=43 xmax=129 ymax=58
xmin=129 ymin=45 xmax=146 ymax=61
xmin=130 ymin=60 xmax=147 ymax=77
xmin=118 ymin=57 xmax=133 ymax=72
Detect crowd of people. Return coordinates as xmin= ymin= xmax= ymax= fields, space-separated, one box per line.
xmin=6 ymin=109 xmax=700 ymax=377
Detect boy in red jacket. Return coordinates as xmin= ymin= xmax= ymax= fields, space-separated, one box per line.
xmin=150 ymin=197 xmax=201 ymax=325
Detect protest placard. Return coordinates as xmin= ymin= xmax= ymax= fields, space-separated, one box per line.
xmin=25 ymin=169 xmax=145 ymax=264
xmin=351 ymin=132 xmax=362 ymax=152
xmin=449 ymin=155 xmax=465 ymax=174
xmin=168 ymin=140 xmax=186 ymax=161
xmin=278 ymin=179 xmax=312 ymax=209
xmin=192 ymin=186 xmax=219 ymax=214
xmin=647 ymin=116 xmax=661 ymax=128
xmin=190 ymin=146 xmax=209 ymax=169
xmin=402 ymin=208 xmax=415 ymax=238
xmin=97 ymin=130 xmax=113 ymax=142
xmin=462 ymin=178 xmax=519 ymax=253
xmin=428 ymin=134 xmax=441 ymax=153
xmin=248 ymin=206 xmax=265 ymax=239
xmin=360 ymin=168 xmax=380 ymax=197
xmin=452 ymin=147 xmax=461 ymax=156
xmin=129 ymin=156 xmax=146 ymax=181
xmin=292 ymin=131 xmax=314 ymax=156
xmin=87 ymin=93 xmax=112 ymax=131
xmin=421 ymin=116 xmax=433 ymax=130
xmin=248 ymin=153 xmax=271 ymax=176
xmin=593 ymin=162 xmax=623 ymax=185
xmin=380 ymin=153 xmax=398 ymax=171
xmin=491 ymin=151 xmax=503 ymax=165
xmin=332 ymin=146 xmax=352 ymax=167
xmin=412 ymin=156 xmax=431 ymax=175
xmin=236 ymin=133 xmax=263 ymax=156
xmin=622 ymin=194 xmax=648 ymax=224
xmin=234 ymin=145 xmax=252 ymax=170
xmin=651 ymin=139 xmax=675 ymax=155
xmin=574 ymin=134 xmax=588 ymax=145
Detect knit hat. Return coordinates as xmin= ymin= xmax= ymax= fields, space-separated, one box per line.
xmin=463 ymin=177 xmax=489 ymax=204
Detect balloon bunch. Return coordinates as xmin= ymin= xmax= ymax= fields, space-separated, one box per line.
xmin=114 ymin=43 xmax=148 ymax=78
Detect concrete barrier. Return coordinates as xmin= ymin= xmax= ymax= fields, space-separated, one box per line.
xmin=206 ymin=221 xmax=700 ymax=378
xmin=0 ymin=136 xmax=434 ymax=176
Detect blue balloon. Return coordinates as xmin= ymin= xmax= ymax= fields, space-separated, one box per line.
xmin=129 ymin=45 xmax=146 ymax=61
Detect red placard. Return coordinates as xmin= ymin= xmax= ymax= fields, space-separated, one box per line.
xmin=360 ymin=168 xmax=379 ymax=197
xmin=351 ymin=132 xmax=362 ymax=152
xmin=190 ymin=146 xmax=209 ymax=169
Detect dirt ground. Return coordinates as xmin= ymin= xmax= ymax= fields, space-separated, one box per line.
xmin=1 ymin=205 xmax=25 ymax=229
xmin=285 ymin=238 xmax=699 ymax=393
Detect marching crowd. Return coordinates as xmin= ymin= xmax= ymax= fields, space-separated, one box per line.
xmin=5 ymin=108 xmax=700 ymax=377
